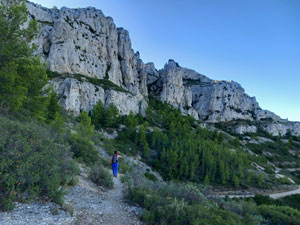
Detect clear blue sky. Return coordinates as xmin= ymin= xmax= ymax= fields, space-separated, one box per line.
xmin=31 ymin=0 xmax=300 ymax=122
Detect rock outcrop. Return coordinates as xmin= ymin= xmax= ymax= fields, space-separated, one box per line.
xmin=27 ymin=2 xmax=299 ymax=136
xmin=235 ymin=125 xmax=258 ymax=135
xmin=261 ymin=122 xmax=300 ymax=136
xmin=150 ymin=60 xmax=300 ymax=136
xmin=27 ymin=1 xmax=147 ymax=115
xmin=51 ymin=78 xmax=146 ymax=116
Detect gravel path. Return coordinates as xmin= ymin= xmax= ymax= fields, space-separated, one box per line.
xmin=269 ymin=185 xmax=300 ymax=199
xmin=99 ymin=176 xmax=143 ymax=225
xmin=214 ymin=185 xmax=300 ymax=199
xmin=65 ymin=165 xmax=144 ymax=225
xmin=0 ymin=165 xmax=144 ymax=225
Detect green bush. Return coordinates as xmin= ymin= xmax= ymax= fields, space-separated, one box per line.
xmin=89 ymin=163 xmax=114 ymax=189
xmin=69 ymin=134 xmax=98 ymax=165
xmin=118 ymin=158 xmax=132 ymax=174
xmin=223 ymin=199 xmax=263 ymax=225
xmin=99 ymin=156 xmax=112 ymax=169
xmin=91 ymin=101 xmax=121 ymax=129
xmin=159 ymin=182 xmax=210 ymax=205
xmin=280 ymin=194 xmax=300 ymax=211
xmin=0 ymin=117 xmax=78 ymax=211
xmin=126 ymin=186 xmax=243 ymax=225
xmin=258 ymin=204 xmax=300 ymax=225
xmin=252 ymin=194 xmax=277 ymax=206
xmin=144 ymin=172 xmax=158 ymax=182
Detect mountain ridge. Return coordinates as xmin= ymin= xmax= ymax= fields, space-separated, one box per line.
xmin=27 ymin=1 xmax=300 ymax=136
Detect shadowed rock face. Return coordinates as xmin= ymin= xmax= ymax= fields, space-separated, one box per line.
xmin=27 ymin=2 xmax=300 ymax=136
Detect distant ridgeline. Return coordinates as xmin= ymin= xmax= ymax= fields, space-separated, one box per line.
xmin=26 ymin=1 xmax=300 ymax=137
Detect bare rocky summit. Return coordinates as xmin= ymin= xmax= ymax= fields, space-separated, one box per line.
xmin=26 ymin=1 xmax=300 ymax=136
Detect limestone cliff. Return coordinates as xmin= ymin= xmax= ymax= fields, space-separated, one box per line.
xmin=27 ymin=2 xmax=300 ymax=136
xmin=149 ymin=60 xmax=300 ymax=136
xmin=27 ymin=1 xmax=147 ymax=115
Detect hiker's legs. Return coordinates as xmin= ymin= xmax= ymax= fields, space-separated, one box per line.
xmin=112 ymin=163 xmax=118 ymax=177
xmin=112 ymin=163 xmax=116 ymax=176
xmin=115 ymin=163 xmax=118 ymax=177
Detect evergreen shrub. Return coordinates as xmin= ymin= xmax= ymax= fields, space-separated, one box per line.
xmin=89 ymin=163 xmax=114 ymax=189
xmin=0 ymin=118 xmax=78 ymax=211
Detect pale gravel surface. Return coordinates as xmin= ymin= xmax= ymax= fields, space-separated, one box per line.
xmin=269 ymin=185 xmax=300 ymax=199
xmin=0 ymin=165 xmax=144 ymax=225
xmin=214 ymin=185 xmax=300 ymax=199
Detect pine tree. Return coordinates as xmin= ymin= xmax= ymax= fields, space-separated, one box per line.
xmin=143 ymin=143 xmax=150 ymax=160
xmin=76 ymin=112 xmax=94 ymax=138
xmin=0 ymin=0 xmax=48 ymax=116
xmin=212 ymin=129 xmax=218 ymax=142
xmin=168 ymin=148 xmax=178 ymax=178
xmin=179 ymin=156 xmax=188 ymax=179
xmin=233 ymin=137 xmax=240 ymax=147
xmin=232 ymin=173 xmax=240 ymax=187
xmin=189 ymin=162 xmax=196 ymax=181
xmin=219 ymin=160 xmax=226 ymax=184
xmin=203 ymin=174 xmax=210 ymax=185
xmin=151 ymin=127 xmax=161 ymax=148
xmin=218 ymin=132 xmax=224 ymax=143
xmin=103 ymin=103 xmax=119 ymax=128
xmin=137 ymin=124 xmax=147 ymax=148
xmin=0 ymin=0 xmax=38 ymax=65
xmin=91 ymin=100 xmax=105 ymax=129
xmin=46 ymin=91 xmax=60 ymax=122
xmin=257 ymin=173 xmax=264 ymax=188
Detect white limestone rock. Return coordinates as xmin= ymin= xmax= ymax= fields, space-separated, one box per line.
xmin=51 ymin=78 xmax=146 ymax=116
xmin=235 ymin=125 xmax=257 ymax=134
xmin=105 ymin=89 xmax=147 ymax=116
xmin=27 ymin=1 xmax=147 ymax=97
xmin=262 ymin=122 xmax=300 ymax=136
xmin=151 ymin=60 xmax=192 ymax=110
xmin=190 ymin=80 xmax=259 ymax=122
xmin=255 ymin=109 xmax=281 ymax=122
xmin=51 ymin=78 xmax=105 ymax=115
xmin=159 ymin=60 xmax=186 ymax=107
xmin=26 ymin=2 xmax=55 ymax=23
xmin=151 ymin=60 xmax=260 ymax=122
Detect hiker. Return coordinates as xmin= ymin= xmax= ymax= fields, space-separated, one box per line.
xmin=111 ymin=151 xmax=122 ymax=177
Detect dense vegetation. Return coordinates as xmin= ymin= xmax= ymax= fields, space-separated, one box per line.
xmin=90 ymin=97 xmax=300 ymax=224
xmin=216 ymin=120 xmax=300 ymax=172
xmin=96 ymin=97 xmax=264 ymax=187
xmin=0 ymin=117 xmax=78 ymax=210
xmin=121 ymin=167 xmax=300 ymax=225
xmin=145 ymin=98 xmax=251 ymax=186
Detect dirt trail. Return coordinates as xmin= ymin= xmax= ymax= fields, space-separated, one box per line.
xmin=269 ymin=185 xmax=300 ymax=199
xmin=0 ymin=164 xmax=143 ymax=225
xmin=66 ymin=166 xmax=144 ymax=225
xmin=99 ymin=176 xmax=143 ymax=225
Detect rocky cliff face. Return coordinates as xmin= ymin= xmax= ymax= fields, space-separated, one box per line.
xmin=27 ymin=2 xmax=147 ymax=115
xmin=27 ymin=2 xmax=300 ymax=136
xmin=149 ymin=60 xmax=300 ymax=136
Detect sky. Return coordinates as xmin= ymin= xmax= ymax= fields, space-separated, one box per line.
xmin=31 ymin=0 xmax=300 ymax=121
